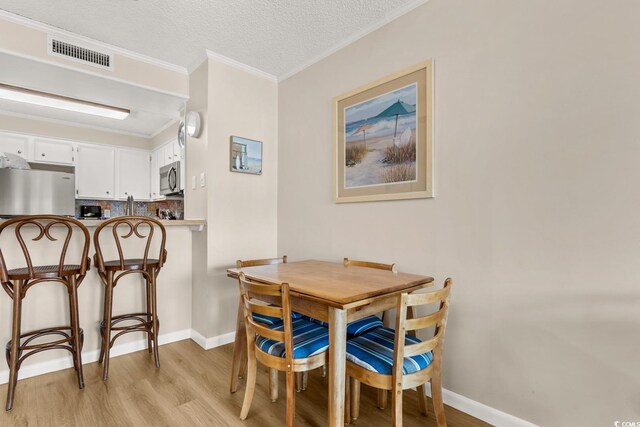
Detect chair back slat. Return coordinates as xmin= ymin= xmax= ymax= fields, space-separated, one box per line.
xmin=406 ymin=285 xmax=451 ymax=306
xmin=237 ymin=256 xmax=287 ymax=268
xmin=343 ymin=257 xmax=397 ymax=273
xmin=403 ymin=328 xmax=444 ymax=357
xmin=249 ymin=302 xmax=283 ymax=319
xmin=246 ymin=316 xmax=286 ymax=341
xmin=94 ymin=216 xmax=167 ymax=273
xmin=242 ymin=280 xmax=286 ymax=297
xmin=237 ymin=272 xmax=294 ymax=364
xmin=404 ymin=308 xmax=446 ymax=332
xmin=0 ymin=216 xmax=90 ymax=283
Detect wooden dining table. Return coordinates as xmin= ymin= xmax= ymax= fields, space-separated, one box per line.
xmin=226 ymin=260 xmax=434 ymax=427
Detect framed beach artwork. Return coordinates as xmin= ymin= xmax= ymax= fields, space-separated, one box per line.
xmin=230 ymin=135 xmax=263 ymax=175
xmin=333 ymin=60 xmax=433 ymax=203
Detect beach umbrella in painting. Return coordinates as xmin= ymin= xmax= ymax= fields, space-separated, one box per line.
xmin=373 ymin=99 xmax=416 ymax=142
xmin=351 ymin=123 xmax=374 ymax=146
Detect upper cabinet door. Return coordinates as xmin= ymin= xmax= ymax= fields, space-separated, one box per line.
xmin=118 ymin=149 xmax=151 ymax=200
xmin=76 ymin=145 xmax=115 ymax=199
xmin=33 ymin=138 xmax=74 ymax=165
xmin=172 ymin=139 xmax=181 ymax=163
xmin=162 ymin=144 xmax=175 ymax=167
xmin=0 ymin=133 xmax=29 ymax=158
xmin=150 ymin=148 xmax=164 ymax=200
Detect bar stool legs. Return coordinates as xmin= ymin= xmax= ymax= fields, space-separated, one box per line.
xmin=101 ymin=271 xmax=114 ymax=381
xmin=5 ymin=280 xmax=23 ymax=412
xmin=150 ymin=267 xmax=161 ymax=369
xmin=68 ymin=275 xmax=85 ymax=389
xmin=99 ymin=267 xmax=160 ymax=381
xmin=5 ymin=277 xmax=85 ymax=411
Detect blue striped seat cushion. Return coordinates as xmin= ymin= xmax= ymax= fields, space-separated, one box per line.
xmin=252 ymin=305 xmax=304 ymax=326
xmin=346 ymin=327 xmax=433 ymax=375
xmin=307 ymin=315 xmax=383 ymax=338
xmin=256 ymin=318 xmax=329 ymax=358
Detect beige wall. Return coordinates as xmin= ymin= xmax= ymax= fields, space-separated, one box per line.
xmin=185 ymin=61 xmax=209 ymax=220
xmin=278 ymin=0 xmax=640 ymax=425
xmin=187 ymin=60 xmax=211 ymax=336
xmin=191 ymin=58 xmax=278 ymax=337
xmin=0 ymin=114 xmax=152 ymax=149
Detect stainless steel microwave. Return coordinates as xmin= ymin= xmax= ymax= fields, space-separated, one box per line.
xmin=160 ymin=161 xmax=181 ymax=196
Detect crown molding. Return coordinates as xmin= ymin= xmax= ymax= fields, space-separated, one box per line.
xmin=278 ymin=0 xmax=429 ymax=82
xmin=149 ymin=118 xmax=180 ymax=140
xmin=204 ymin=50 xmax=278 ymax=82
xmin=187 ymin=49 xmax=278 ymax=82
xmin=0 ymin=9 xmax=188 ymax=76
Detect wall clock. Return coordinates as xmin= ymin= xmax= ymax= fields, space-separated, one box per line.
xmin=177 ymin=121 xmax=186 ymax=148
xmin=186 ymin=111 xmax=201 ymax=138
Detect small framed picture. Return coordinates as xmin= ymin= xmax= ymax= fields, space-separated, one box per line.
xmin=230 ymin=136 xmax=262 ymax=175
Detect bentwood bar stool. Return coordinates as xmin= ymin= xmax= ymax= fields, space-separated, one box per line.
xmin=0 ymin=216 xmax=90 ymax=411
xmin=93 ymin=216 xmax=167 ymax=380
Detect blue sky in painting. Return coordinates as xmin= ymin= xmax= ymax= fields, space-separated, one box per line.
xmin=345 ymin=83 xmax=417 ymax=124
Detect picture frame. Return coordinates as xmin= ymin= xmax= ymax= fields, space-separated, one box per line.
xmin=230 ymin=135 xmax=263 ymax=175
xmin=333 ymin=60 xmax=434 ymax=203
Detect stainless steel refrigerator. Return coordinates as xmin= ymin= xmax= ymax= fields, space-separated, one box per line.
xmin=0 ymin=167 xmax=75 ymax=217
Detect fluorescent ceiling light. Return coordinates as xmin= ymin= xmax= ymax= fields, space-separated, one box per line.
xmin=0 ymin=83 xmax=129 ymax=120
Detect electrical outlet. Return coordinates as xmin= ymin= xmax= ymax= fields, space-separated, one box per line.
xmin=200 ymin=173 xmax=206 ymax=188
xmin=191 ymin=175 xmax=196 ymax=190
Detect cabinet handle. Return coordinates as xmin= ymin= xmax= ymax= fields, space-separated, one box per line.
xmin=106 ymin=191 xmax=110 ymax=195
xmin=17 ymin=150 xmax=21 ymax=154
xmin=41 ymin=153 xmax=46 ymax=157
xmin=125 ymin=192 xmax=128 ymax=195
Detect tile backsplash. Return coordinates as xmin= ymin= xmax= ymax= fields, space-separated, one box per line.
xmin=76 ymin=199 xmax=184 ymax=219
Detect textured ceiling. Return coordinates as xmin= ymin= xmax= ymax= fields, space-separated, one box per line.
xmin=0 ymin=0 xmax=421 ymax=78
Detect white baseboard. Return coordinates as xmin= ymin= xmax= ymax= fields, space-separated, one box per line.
xmin=422 ymin=382 xmax=539 ymax=427
xmin=190 ymin=329 xmax=236 ymax=350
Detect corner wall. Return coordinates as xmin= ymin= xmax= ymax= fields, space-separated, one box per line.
xmin=277 ymin=0 xmax=640 ymax=425
xmin=190 ymin=58 xmax=278 ymax=338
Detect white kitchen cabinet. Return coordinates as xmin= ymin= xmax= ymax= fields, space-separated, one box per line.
xmin=150 ymin=148 xmax=161 ymax=199
xmin=160 ymin=139 xmax=181 ymax=167
xmin=117 ymin=149 xmax=151 ymax=200
xmin=0 ymin=133 xmax=29 ymax=158
xmin=162 ymin=143 xmax=175 ymax=167
xmin=76 ymin=145 xmax=115 ymax=199
xmin=33 ymin=138 xmax=74 ymax=165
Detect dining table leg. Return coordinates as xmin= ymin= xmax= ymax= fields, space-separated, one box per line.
xmin=328 ymin=307 xmax=347 ymax=427
xmin=230 ymin=298 xmax=246 ymax=393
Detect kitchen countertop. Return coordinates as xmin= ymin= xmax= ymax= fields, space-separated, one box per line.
xmin=0 ymin=218 xmax=206 ymax=231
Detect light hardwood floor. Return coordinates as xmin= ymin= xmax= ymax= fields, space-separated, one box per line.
xmin=0 ymin=340 xmax=490 ymax=426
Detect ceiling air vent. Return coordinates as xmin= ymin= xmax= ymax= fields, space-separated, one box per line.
xmin=48 ymin=35 xmax=113 ymax=71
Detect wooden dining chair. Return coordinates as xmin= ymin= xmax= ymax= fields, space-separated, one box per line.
xmin=346 ymin=278 xmax=453 ymax=427
xmin=343 ymin=257 xmax=397 ymax=409
xmin=231 ymin=256 xmax=292 ymax=398
xmin=237 ymin=272 xmax=328 ymax=426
